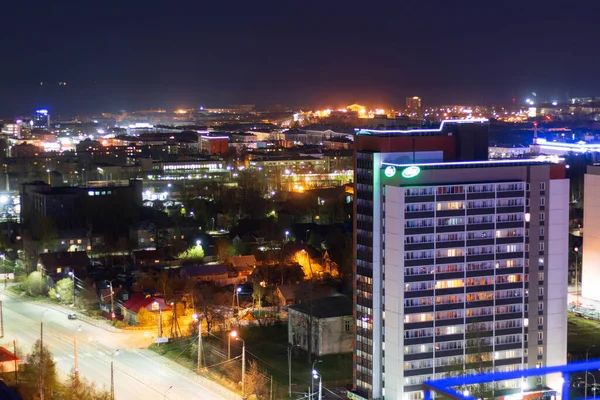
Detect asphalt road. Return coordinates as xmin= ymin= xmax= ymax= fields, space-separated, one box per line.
xmin=1 ymin=291 xmax=240 ymax=400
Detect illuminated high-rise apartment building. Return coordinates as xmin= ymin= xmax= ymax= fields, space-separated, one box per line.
xmin=352 ymin=120 xmax=568 ymax=400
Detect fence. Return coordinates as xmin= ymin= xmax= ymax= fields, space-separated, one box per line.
xmin=569 ymin=303 xmax=600 ymax=320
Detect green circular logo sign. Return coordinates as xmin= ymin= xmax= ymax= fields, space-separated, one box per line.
xmin=384 ymin=166 xmax=396 ymax=177
xmin=401 ymin=166 xmax=421 ymax=178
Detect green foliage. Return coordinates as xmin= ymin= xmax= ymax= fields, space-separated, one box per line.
xmin=178 ymin=245 xmax=205 ymax=262
xmin=26 ymin=271 xmax=44 ymax=296
xmin=49 ymin=277 xmax=74 ymax=304
xmin=215 ymin=238 xmax=235 ymax=262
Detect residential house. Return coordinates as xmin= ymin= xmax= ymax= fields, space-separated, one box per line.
xmin=129 ymin=221 xmax=156 ymax=250
xmin=226 ymin=255 xmax=257 ymax=277
xmin=180 ymin=264 xmax=229 ymax=284
xmin=37 ymin=251 xmax=90 ymax=281
xmin=132 ymin=249 xmax=166 ymax=268
xmin=0 ymin=347 xmax=20 ymax=373
xmin=120 ymin=292 xmax=172 ymax=326
xmin=55 ymin=229 xmax=104 ymax=252
xmin=275 ymin=283 xmax=338 ymax=306
xmin=288 ymin=296 xmax=353 ymax=356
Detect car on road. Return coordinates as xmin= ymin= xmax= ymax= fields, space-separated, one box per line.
xmin=67 ymin=313 xmax=77 ymax=320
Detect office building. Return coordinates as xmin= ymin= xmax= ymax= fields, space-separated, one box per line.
xmin=352 ymin=120 xmax=568 ymax=400
xmin=32 ymin=109 xmax=50 ymax=130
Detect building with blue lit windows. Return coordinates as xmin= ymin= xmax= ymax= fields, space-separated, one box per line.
xmin=352 ymin=120 xmax=568 ymax=400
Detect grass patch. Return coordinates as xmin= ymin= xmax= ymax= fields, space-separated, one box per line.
xmin=568 ymin=313 xmax=600 ymax=360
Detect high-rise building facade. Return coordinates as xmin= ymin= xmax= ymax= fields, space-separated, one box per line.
xmin=353 ymin=121 xmax=568 ymax=400
xmin=32 ymin=109 xmax=50 ymax=129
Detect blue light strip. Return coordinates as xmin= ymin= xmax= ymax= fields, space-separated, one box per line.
xmin=355 ymin=119 xmax=488 ymax=135
xmin=424 ymin=359 xmax=600 ymax=391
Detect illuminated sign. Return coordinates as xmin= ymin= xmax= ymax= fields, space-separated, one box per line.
xmin=384 ymin=166 xmax=396 ymax=177
xmin=401 ymin=166 xmax=421 ymax=178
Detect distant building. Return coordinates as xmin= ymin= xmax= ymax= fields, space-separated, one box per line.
xmin=288 ymin=296 xmax=353 ymax=356
xmin=20 ymin=179 xmax=142 ymax=233
xmin=199 ymin=134 xmax=229 ymax=155
xmin=37 ymin=251 xmax=90 ymax=281
xmin=32 ymin=109 xmax=50 ymax=130
xmin=180 ymin=264 xmax=234 ymax=285
xmin=225 ymin=255 xmax=257 ymax=277
xmin=406 ymin=96 xmax=422 ymax=110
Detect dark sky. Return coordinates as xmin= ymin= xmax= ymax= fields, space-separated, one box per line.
xmin=1 ymin=0 xmax=600 ymax=115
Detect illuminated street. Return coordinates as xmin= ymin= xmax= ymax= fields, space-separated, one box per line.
xmin=1 ymin=291 xmax=240 ymax=400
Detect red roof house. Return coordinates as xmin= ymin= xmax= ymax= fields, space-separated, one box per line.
xmin=120 ymin=293 xmax=172 ymax=326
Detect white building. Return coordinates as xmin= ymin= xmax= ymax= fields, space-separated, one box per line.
xmin=288 ymin=296 xmax=353 ymax=356
xmin=582 ymin=165 xmax=600 ymax=301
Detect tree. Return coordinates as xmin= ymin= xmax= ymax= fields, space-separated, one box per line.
xmin=246 ymin=360 xmax=269 ymax=398
xmin=178 ymin=245 xmax=205 ymax=264
xmin=24 ymin=339 xmax=58 ymax=399
xmin=137 ymin=307 xmax=155 ymax=326
xmin=26 ymin=271 xmax=44 ymax=296
xmin=63 ymin=369 xmax=111 ymax=400
xmin=49 ymin=278 xmax=74 ymax=304
xmin=215 ymin=237 xmax=235 ymax=262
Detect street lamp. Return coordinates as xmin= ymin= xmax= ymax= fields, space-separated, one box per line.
xmin=311 ymin=359 xmax=322 ymax=395
xmin=287 ymin=344 xmax=300 ymax=397
xmin=588 ymin=372 xmax=598 ymax=400
xmin=68 ymin=271 xmax=76 ymax=307
xmin=231 ymin=331 xmax=246 ymax=399
xmin=587 ymin=345 xmax=597 ymax=397
xmin=284 ymin=231 xmax=289 ymax=242
xmin=196 ymin=240 xmax=202 ymax=247
xmin=164 ymin=385 xmax=173 ymax=400
xmin=312 ymin=369 xmax=322 ymax=400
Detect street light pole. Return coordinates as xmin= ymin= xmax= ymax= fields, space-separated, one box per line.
xmin=311 ymin=359 xmax=322 ymax=395
xmin=40 ymin=309 xmax=48 ymax=400
xmin=312 ymin=369 xmax=322 ymax=400
xmin=68 ymin=271 xmax=76 ymax=307
xmin=288 ymin=344 xmax=299 ymax=397
xmin=164 ymin=385 xmax=173 ymax=399
xmin=193 ymin=314 xmax=203 ymax=372
xmin=585 ymin=371 xmax=596 ymax=400
xmin=586 ymin=345 xmax=596 ymax=398
xmin=111 ymin=349 xmax=119 ymax=400
xmin=231 ymin=331 xmax=246 ymax=399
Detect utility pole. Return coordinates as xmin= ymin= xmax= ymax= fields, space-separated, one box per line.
xmin=110 ymin=361 xmax=114 ymax=400
xmin=197 ymin=319 xmax=203 ymax=373
xmin=74 ymin=337 xmax=78 ymax=374
xmin=13 ymin=340 xmax=17 ymax=385
xmin=0 ymin=300 xmax=4 ymax=338
xmin=241 ymin=340 xmax=246 ymax=399
xmin=270 ymin=375 xmax=273 ymax=400
xmin=40 ymin=322 xmax=44 ymax=400
xmin=109 ymin=280 xmax=115 ymax=320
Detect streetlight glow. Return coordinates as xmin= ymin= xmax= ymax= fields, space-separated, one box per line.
xmin=230 ymin=330 xmax=237 ymax=338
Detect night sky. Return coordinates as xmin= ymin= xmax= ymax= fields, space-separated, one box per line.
xmin=1 ymin=0 xmax=600 ymax=115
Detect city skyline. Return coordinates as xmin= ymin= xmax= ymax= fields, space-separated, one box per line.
xmin=2 ymin=0 xmax=600 ymax=114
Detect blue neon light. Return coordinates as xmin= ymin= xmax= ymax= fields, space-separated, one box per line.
xmin=423 ymin=359 xmax=600 ymax=400
xmin=355 ymin=119 xmax=488 ymax=135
